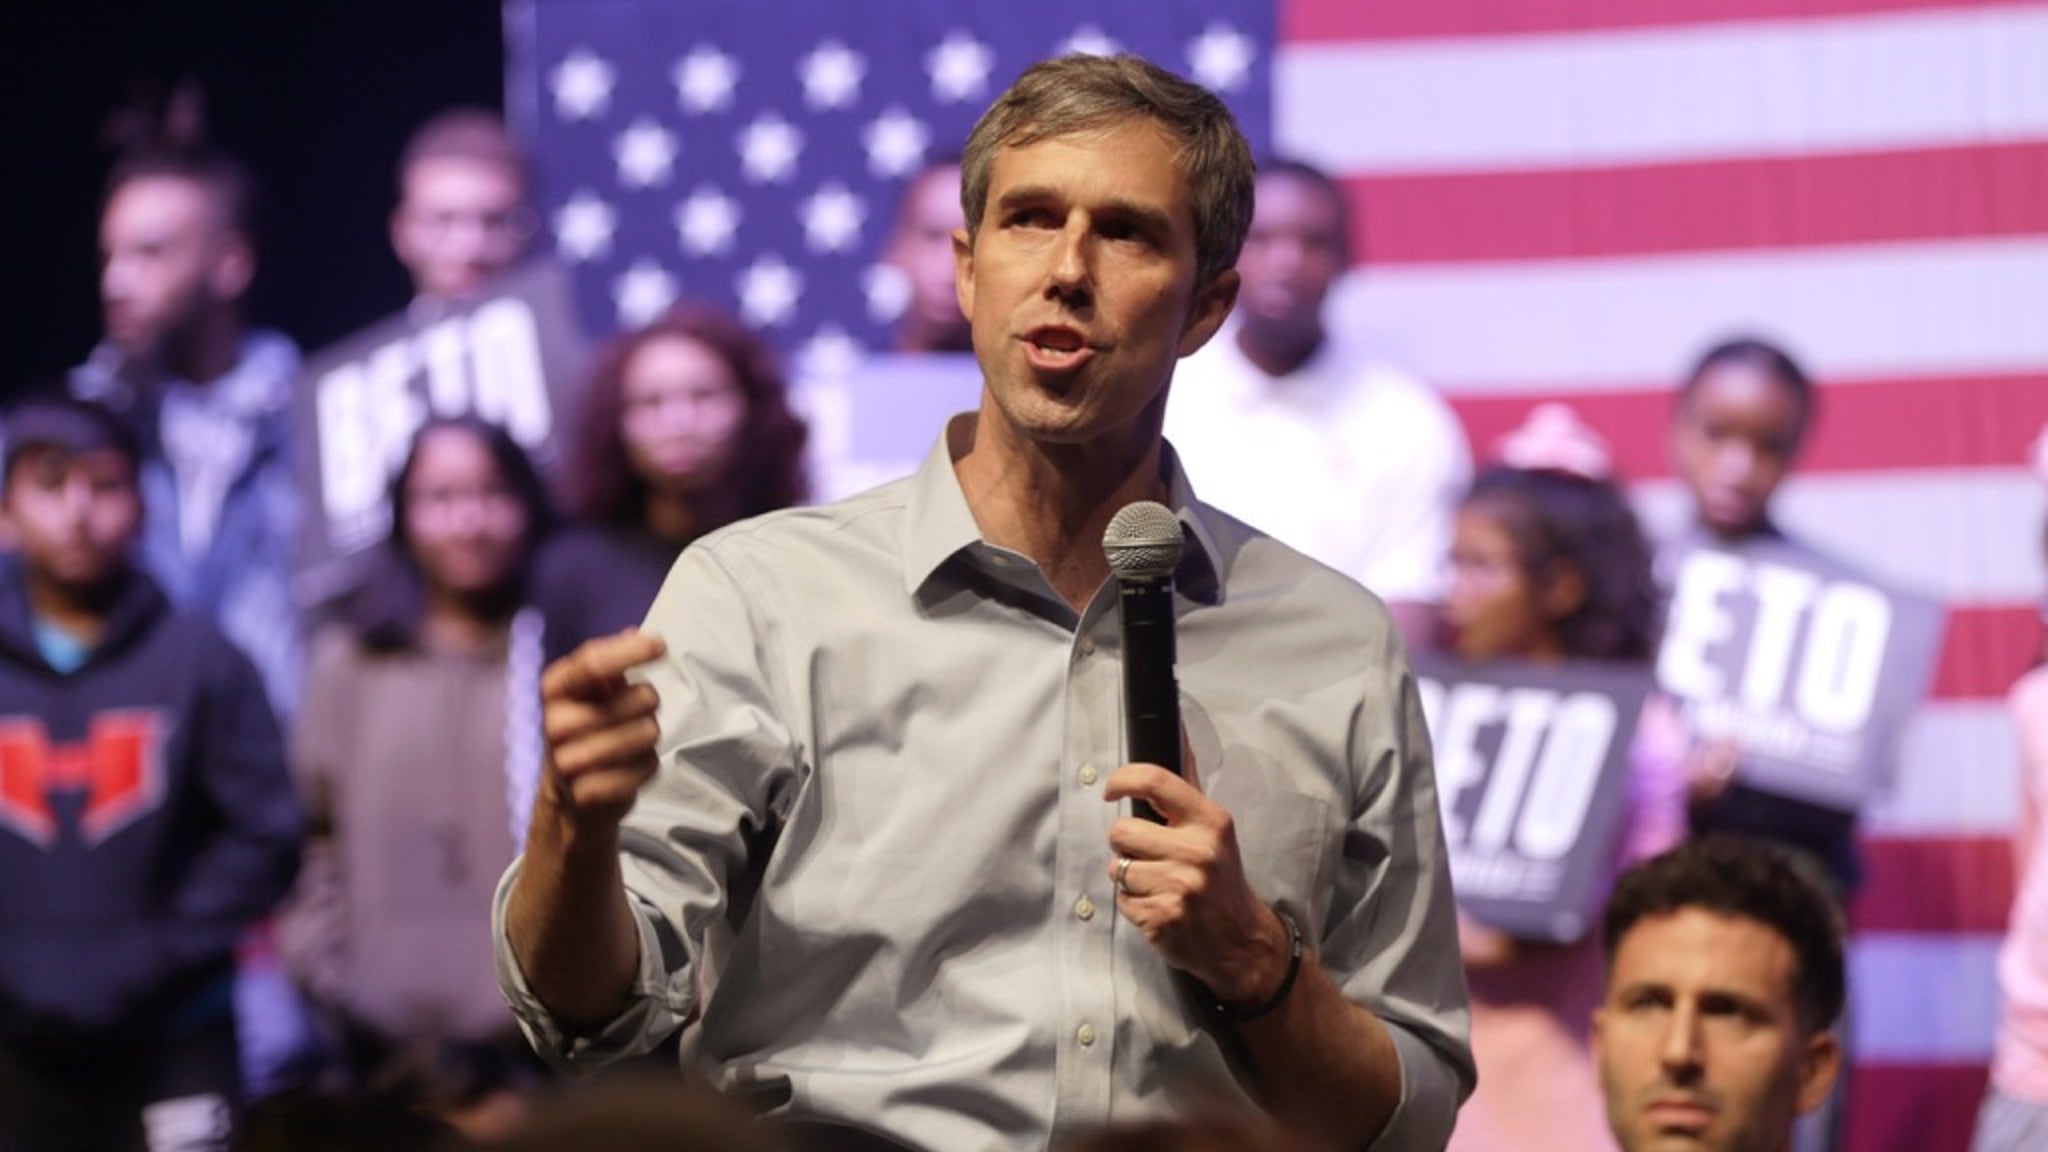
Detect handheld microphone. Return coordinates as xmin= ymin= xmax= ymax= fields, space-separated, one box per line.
xmin=1103 ymin=501 xmax=1184 ymax=823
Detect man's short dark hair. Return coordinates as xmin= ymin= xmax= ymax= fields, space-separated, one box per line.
xmin=1255 ymin=156 xmax=1355 ymax=266
xmin=3 ymin=395 xmax=142 ymax=488
xmin=105 ymin=145 xmax=255 ymax=238
xmin=1603 ymin=838 xmax=1846 ymax=1034
xmin=959 ymin=53 xmax=1254 ymax=289
xmin=398 ymin=107 xmax=527 ymax=190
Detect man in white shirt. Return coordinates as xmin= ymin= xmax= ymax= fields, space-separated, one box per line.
xmin=1165 ymin=159 xmax=1469 ymax=645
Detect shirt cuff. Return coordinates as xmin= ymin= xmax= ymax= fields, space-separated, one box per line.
xmin=1363 ymin=1018 xmax=1468 ymax=1152
xmin=490 ymin=854 xmax=695 ymax=1069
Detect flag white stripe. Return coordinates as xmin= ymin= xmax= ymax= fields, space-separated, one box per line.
xmin=1277 ymin=6 xmax=2048 ymax=174
xmin=1871 ymin=704 xmax=2021 ymax=837
xmin=1329 ymin=238 xmax=2048 ymax=389
xmin=1850 ymin=935 xmax=2002 ymax=1061
xmin=1630 ymin=472 xmax=2047 ymax=605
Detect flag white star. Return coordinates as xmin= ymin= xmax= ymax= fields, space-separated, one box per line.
xmin=1060 ymin=25 xmax=1122 ymax=58
xmin=862 ymin=107 xmax=929 ymax=179
xmin=552 ymin=191 xmax=617 ymax=263
xmin=737 ymin=113 xmax=804 ymax=184
xmin=800 ymin=40 xmax=865 ymax=111
xmin=737 ymin=255 xmax=804 ymax=328
xmin=797 ymin=325 xmax=867 ymax=378
xmin=673 ymin=44 xmax=740 ymax=115
xmin=863 ymin=263 xmax=909 ymax=323
xmin=674 ymin=186 xmax=742 ymax=257
xmin=926 ymin=31 xmax=994 ymax=104
xmin=799 ymin=183 xmax=867 ymax=254
xmin=550 ymin=48 xmax=615 ymax=121
xmin=614 ymin=119 xmax=678 ymax=188
xmin=1187 ymin=23 xmax=1256 ymax=92
xmin=613 ymin=260 xmax=678 ymax=328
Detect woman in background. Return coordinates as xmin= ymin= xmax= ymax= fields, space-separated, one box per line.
xmin=1439 ymin=409 xmax=1687 ymax=1152
xmin=531 ymin=302 xmax=807 ymax=663
xmin=280 ymin=416 xmax=553 ymax=1140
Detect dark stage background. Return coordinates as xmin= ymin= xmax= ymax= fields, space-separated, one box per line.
xmin=0 ymin=0 xmax=504 ymax=401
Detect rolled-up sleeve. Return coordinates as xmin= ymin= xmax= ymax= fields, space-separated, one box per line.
xmin=490 ymin=857 xmax=695 ymax=1067
xmin=1331 ymin=629 xmax=1477 ymax=1149
xmin=489 ymin=538 xmax=803 ymax=1069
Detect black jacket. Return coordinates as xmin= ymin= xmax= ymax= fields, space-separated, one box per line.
xmin=0 ymin=557 xmax=303 ymax=1038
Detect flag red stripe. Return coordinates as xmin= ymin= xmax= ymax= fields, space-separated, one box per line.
xmin=1930 ymin=605 xmax=2038 ymax=704
xmin=1444 ymin=372 xmax=2048 ymax=479
xmin=1341 ymin=142 xmax=2048 ymax=265
xmin=1283 ymin=0 xmax=2017 ymax=44
xmin=1844 ymin=1062 xmax=1988 ymax=1152
xmin=1853 ymin=834 xmax=2014 ymax=935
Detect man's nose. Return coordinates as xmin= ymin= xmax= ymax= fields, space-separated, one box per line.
xmin=1045 ymin=222 xmax=1092 ymax=300
xmin=1712 ymin=441 xmax=1759 ymax=482
xmin=1659 ymin=1002 xmax=1706 ymax=1076
xmin=101 ymin=255 xmax=133 ymax=300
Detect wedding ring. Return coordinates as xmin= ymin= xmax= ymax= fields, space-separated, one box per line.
xmin=1115 ymin=855 xmax=1135 ymax=894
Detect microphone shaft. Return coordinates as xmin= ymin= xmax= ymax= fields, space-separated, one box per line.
xmin=1118 ymin=576 xmax=1181 ymax=822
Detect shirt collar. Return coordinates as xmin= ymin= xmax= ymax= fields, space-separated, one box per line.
xmin=899 ymin=414 xmax=1224 ymax=605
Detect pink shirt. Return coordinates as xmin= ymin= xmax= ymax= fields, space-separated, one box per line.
xmin=1994 ymin=665 xmax=2048 ymax=1103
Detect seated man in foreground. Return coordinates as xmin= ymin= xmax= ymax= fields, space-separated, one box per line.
xmin=1596 ymin=839 xmax=1846 ymax=1152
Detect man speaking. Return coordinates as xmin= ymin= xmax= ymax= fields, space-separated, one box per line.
xmin=494 ymin=53 xmax=1472 ymax=1151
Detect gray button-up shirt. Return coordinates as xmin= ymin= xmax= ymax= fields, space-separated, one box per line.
xmin=494 ymin=419 xmax=1473 ymax=1150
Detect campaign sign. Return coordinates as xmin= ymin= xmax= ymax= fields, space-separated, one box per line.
xmin=788 ymin=353 xmax=985 ymax=502
xmin=1655 ymin=536 xmax=1946 ymax=812
xmin=291 ymin=261 xmax=587 ymax=605
xmin=1414 ymin=656 xmax=1651 ymax=943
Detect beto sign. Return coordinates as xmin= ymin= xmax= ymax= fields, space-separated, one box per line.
xmin=1655 ymin=535 xmax=1945 ymax=811
xmin=1414 ymin=656 xmax=1651 ymax=943
xmin=291 ymin=261 xmax=586 ymax=606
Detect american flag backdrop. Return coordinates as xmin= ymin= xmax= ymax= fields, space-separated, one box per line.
xmin=511 ymin=2 xmax=2048 ymax=1149
xmin=507 ymin=0 xmax=1273 ymax=359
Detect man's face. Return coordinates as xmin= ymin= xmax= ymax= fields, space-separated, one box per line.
xmin=1233 ymin=170 xmax=1346 ymax=340
xmin=953 ymin=119 xmax=1236 ymax=450
xmin=391 ymin=156 xmax=530 ymax=302
xmin=99 ymin=176 xmax=241 ymax=361
xmin=1594 ymin=908 xmax=1841 ymax=1152
xmin=1671 ymin=361 xmax=1805 ymax=540
xmin=3 ymin=448 xmax=141 ymax=591
xmin=887 ymin=163 xmax=972 ymax=353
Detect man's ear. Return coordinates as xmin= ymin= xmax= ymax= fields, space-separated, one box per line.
xmin=1794 ymin=1029 xmax=1844 ymax=1115
xmin=211 ymin=232 xmax=255 ymax=302
xmin=952 ymin=226 xmax=976 ymax=321
xmin=1176 ymin=268 xmax=1239 ymax=359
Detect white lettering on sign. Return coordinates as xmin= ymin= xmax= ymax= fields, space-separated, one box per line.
xmin=1657 ymin=552 xmax=1892 ymax=734
xmin=1418 ymin=680 xmax=1618 ymax=862
xmin=314 ymin=299 xmax=556 ymax=548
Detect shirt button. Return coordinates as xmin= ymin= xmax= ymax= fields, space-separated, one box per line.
xmin=1079 ymin=637 xmax=1097 ymax=657
xmin=1075 ymin=896 xmax=1095 ymax=921
xmin=1078 ymin=764 xmax=1099 ymax=786
xmin=1077 ymin=1023 xmax=1097 ymax=1047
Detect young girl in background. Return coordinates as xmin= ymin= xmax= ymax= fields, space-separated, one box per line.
xmin=1439 ymin=410 xmax=1687 ymax=1152
xmin=281 ymin=417 xmax=554 ymax=1139
xmin=530 ymin=303 xmax=807 ymax=663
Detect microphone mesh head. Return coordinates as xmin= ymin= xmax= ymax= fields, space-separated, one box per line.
xmin=1103 ymin=501 xmax=1184 ymax=581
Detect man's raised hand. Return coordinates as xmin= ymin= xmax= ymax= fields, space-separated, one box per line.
xmin=539 ymin=629 xmax=667 ymax=826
